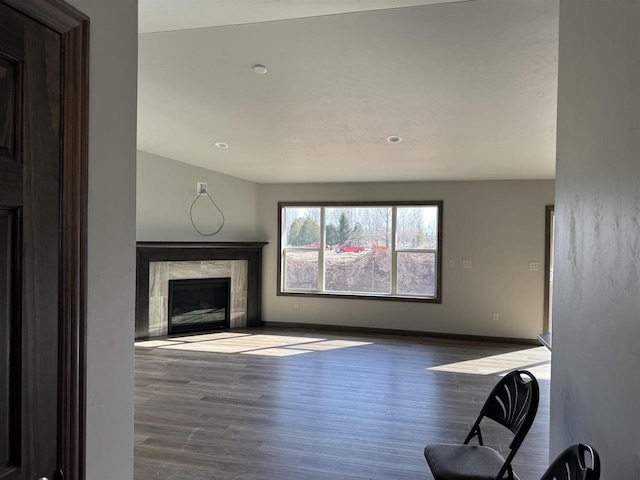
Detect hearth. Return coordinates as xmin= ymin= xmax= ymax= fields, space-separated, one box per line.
xmin=168 ymin=277 xmax=230 ymax=334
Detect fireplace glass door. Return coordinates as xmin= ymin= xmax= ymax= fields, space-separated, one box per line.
xmin=168 ymin=277 xmax=231 ymax=334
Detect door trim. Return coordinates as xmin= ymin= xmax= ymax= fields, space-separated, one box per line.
xmin=1 ymin=1 xmax=89 ymax=479
xmin=543 ymin=205 xmax=554 ymax=334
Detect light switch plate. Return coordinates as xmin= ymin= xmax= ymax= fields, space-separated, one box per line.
xmin=463 ymin=260 xmax=472 ymax=269
xmin=529 ymin=261 xmax=539 ymax=272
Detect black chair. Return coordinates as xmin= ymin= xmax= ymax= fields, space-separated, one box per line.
xmin=540 ymin=444 xmax=600 ymax=480
xmin=424 ymin=369 xmax=539 ymax=480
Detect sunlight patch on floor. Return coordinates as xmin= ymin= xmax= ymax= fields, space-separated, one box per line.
xmin=133 ymin=339 xmax=181 ymax=348
xmin=505 ymin=361 xmax=551 ymax=380
xmin=135 ymin=332 xmax=373 ymax=356
xmin=241 ymin=347 xmax=313 ymax=357
xmin=174 ymin=332 xmax=251 ymax=342
xmin=287 ymin=339 xmax=372 ymax=351
xmin=428 ymin=346 xmax=550 ymax=377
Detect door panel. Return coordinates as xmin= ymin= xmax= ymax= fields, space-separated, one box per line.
xmin=0 ymin=208 xmax=20 ymax=474
xmin=0 ymin=3 xmax=61 ymax=479
xmin=0 ymin=56 xmax=18 ymax=159
xmin=0 ymin=40 xmax=22 ymax=211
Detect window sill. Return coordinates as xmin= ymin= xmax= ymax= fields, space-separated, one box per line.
xmin=278 ymin=290 xmax=441 ymax=304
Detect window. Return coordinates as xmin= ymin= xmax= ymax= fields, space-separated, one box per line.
xmin=278 ymin=201 xmax=442 ymax=302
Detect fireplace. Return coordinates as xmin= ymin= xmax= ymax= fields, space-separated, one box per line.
xmin=135 ymin=242 xmax=267 ymax=339
xmin=168 ymin=277 xmax=230 ymax=334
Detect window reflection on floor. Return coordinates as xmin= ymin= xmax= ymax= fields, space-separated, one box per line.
xmin=428 ymin=346 xmax=551 ymax=379
xmin=135 ymin=332 xmax=372 ymax=356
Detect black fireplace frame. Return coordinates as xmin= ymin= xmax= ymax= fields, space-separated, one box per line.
xmin=135 ymin=242 xmax=267 ymax=339
xmin=168 ymin=277 xmax=231 ymax=335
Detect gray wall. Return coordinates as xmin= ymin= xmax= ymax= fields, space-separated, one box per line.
xmin=257 ymin=180 xmax=554 ymax=340
xmin=137 ymin=151 xmax=259 ymax=241
xmin=137 ymin=153 xmax=554 ymax=339
xmin=550 ymin=1 xmax=640 ymax=477
xmin=67 ymin=0 xmax=137 ymax=478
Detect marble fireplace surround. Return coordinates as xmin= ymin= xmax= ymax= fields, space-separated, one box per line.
xmin=136 ymin=242 xmax=267 ymax=339
xmin=149 ymin=260 xmax=247 ymax=336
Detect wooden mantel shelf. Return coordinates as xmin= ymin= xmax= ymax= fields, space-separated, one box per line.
xmin=137 ymin=241 xmax=268 ymax=249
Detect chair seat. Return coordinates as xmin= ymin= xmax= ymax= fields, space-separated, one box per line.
xmin=423 ymin=443 xmax=520 ymax=480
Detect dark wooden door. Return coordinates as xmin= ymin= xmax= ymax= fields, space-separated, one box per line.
xmin=1 ymin=3 xmax=62 ymax=479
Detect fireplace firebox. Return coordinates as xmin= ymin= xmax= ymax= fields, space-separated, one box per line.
xmin=168 ymin=277 xmax=231 ymax=334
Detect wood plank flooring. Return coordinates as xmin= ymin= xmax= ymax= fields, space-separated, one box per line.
xmin=135 ymin=328 xmax=550 ymax=480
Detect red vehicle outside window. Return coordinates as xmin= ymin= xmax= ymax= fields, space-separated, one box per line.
xmin=335 ymin=243 xmax=365 ymax=253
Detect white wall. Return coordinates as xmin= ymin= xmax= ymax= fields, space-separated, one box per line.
xmin=550 ymin=1 xmax=640 ymax=477
xmin=137 ymin=151 xmax=259 ymax=241
xmin=67 ymin=0 xmax=137 ymax=478
xmin=258 ymin=180 xmax=554 ymax=340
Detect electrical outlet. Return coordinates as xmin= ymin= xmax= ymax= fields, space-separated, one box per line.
xmin=529 ymin=261 xmax=539 ymax=272
xmin=448 ymin=260 xmax=455 ymax=268
xmin=463 ymin=260 xmax=472 ymax=269
xmin=196 ymin=182 xmax=207 ymax=195
xmin=293 ymin=301 xmax=299 ymax=310
xmin=492 ymin=312 xmax=500 ymax=322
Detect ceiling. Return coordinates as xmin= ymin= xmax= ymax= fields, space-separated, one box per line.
xmin=137 ymin=0 xmax=559 ymax=184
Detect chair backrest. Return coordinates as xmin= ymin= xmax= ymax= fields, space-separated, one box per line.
xmin=473 ymin=370 xmax=539 ymax=450
xmin=540 ymin=444 xmax=600 ymax=480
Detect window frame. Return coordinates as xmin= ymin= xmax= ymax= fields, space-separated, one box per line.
xmin=277 ymin=200 xmax=443 ymax=303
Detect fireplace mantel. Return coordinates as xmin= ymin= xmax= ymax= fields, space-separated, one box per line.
xmin=135 ymin=242 xmax=267 ymax=339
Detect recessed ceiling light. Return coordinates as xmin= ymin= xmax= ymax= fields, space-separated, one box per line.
xmin=252 ymin=64 xmax=268 ymax=75
xmin=387 ymin=135 xmax=403 ymax=144
xmin=214 ymin=141 xmax=229 ymax=149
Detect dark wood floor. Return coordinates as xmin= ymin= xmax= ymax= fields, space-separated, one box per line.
xmin=135 ymin=328 xmax=550 ymax=480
